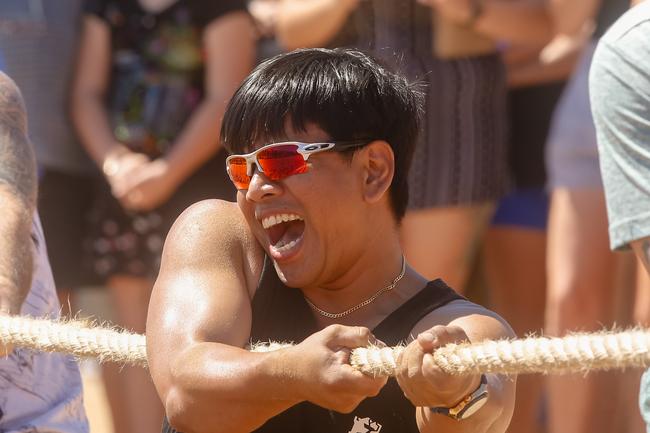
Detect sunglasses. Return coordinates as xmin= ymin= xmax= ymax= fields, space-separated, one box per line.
xmin=226 ymin=140 xmax=369 ymax=190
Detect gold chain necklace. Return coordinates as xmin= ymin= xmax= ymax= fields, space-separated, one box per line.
xmin=304 ymin=256 xmax=406 ymax=319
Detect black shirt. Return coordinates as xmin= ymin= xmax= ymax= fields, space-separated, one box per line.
xmin=163 ymin=257 xmax=464 ymax=433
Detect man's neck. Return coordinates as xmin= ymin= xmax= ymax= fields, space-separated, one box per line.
xmin=301 ymin=233 xmax=427 ymax=329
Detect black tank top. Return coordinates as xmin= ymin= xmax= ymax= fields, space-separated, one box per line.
xmin=162 ymin=258 xmax=463 ymax=433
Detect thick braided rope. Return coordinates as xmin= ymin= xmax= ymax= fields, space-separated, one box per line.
xmin=0 ymin=315 xmax=148 ymax=368
xmin=350 ymin=330 xmax=650 ymax=376
xmin=3 ymin=315 xmax=650 ymax=376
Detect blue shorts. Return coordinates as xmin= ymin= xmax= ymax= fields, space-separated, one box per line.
xmin=491 ymin=188 xmax=549 ymax=230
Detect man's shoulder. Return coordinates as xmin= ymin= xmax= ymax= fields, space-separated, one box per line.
xmin=171 ymin=199 xmax=242 ymax=237
xmin=177 ymin=198 xmax=244 ymax=226
xmin=166 ymin=199 xmax=262 ymax=263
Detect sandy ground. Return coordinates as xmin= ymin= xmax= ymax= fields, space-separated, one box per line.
xmin=75 ymin=288 xmax=116 ymax=433
xmin=80 ymin=360 xmax=114 ymax=433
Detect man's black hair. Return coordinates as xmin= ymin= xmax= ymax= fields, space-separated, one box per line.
xmin=220 ymin=48 xmax=424 ymax=221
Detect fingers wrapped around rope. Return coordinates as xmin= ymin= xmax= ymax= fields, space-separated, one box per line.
xmin=350 ymin=330 xmax=650 ymax=376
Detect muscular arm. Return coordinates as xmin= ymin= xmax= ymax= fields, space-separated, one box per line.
xmin=147 ymin=200 xmax=301 ymax=433
xmin=149 ymin=200 xmax=389 ymax=433
xmin=411 ymin=302 xmax=516 ymax=433
xmin=0 ymin=73 xmax=36 ymax=315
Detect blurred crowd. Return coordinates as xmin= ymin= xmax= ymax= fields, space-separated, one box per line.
xmin=0 ymin=0 xmax=646 ymax=433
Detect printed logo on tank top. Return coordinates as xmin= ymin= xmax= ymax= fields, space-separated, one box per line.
xmin=348 ymin=416 xmax=382 ymax=433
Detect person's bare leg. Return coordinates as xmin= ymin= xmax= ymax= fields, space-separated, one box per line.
xmin=545 ymin=188 xmax=622 ymax=433
xmin=104 ymin=275 xmax=163 ymax=433
xmin=624 ymin=262 xmax=650 ymax=433
xmin=634 ymin=259 xmax=650 ymax=326
xmin=484 ymin=226 xmax=546 ymax=433
xmin=401 ymin=203 xmax=494 ymax=291
xmin=101 ymin=361 xmax=129 ymax=433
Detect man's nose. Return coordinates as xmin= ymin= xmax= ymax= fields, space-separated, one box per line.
xmin=245 ymin=169 xmax=281 ymax=202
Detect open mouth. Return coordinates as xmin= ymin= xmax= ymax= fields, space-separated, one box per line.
xmin=261 ymin=213 xmax=306 ymax=253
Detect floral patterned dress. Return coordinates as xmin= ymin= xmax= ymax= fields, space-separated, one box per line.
xmin=82 ymin=0 xmax=244 ymax=280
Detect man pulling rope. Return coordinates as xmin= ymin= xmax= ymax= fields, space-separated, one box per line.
xmin=145 ymin=48 xmax=517 ymax=433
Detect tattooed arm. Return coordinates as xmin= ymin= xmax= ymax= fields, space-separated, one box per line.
xmin=0 ymin=72 xmax=36 ymax=317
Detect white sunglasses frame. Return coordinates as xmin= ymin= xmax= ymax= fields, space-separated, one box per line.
xmin=225 ymin=140 xmax=368 ymax=186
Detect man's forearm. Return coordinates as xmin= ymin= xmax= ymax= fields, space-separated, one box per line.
xmin=0 ymin=73 xmax=36 ymax=314
xmin=164 ymin=342 xmax=303 ymax=433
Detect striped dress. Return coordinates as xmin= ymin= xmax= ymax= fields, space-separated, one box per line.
xmin=354 ymin=0 xmax=510 ymax=208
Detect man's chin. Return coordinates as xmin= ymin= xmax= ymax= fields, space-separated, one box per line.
xmin=272 ymin=257 xmax=316 ymax=289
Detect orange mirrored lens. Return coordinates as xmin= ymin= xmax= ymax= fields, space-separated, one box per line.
xmin=257 ymin=145 xmax=307 ymax=181
xmin=227 ymin=157 xmax=250 ymax=189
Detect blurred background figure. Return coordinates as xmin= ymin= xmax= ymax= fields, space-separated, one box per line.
xmin=248 ymin=0 xmax=285 ymax=62
xmin=71 ymin=1 xmax=255 ymax=432
xmin=0 ymin=3 xmax=116 ymax=432
xmin=589 ymin=3 xmax=650 ymax=431
xmin=0 ymin=68 xmax=89 ymax=433
xmin=483 ymin=33 xmax=575 ymax=433
xmin=542 ymin=1 xmax=643 ymax=433
xmin=0 ymin=0 xmax=97 ymax=315
xmin=275 ymin=0 xmax=552 ymax=292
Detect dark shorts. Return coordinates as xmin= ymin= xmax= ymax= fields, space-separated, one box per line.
xmin=491 ymin=80 xmax=566 ymax=230
xmin=492 ymin=188 xmax=550 ymax=230
xmin=39 ymin=151 xmax=236 ymax=287
xmin=38 ymin=168 xmax=100 ymax=289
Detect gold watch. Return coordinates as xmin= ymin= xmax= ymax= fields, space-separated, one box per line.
xmin=430 ymin=374 xmax=489 ymax=420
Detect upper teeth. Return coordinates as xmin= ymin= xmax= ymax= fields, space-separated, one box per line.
xmin=262 ymin=213 xmax=303 ymax=229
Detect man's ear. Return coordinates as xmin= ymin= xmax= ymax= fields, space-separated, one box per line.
xmin=359 ymin=140 xmax=394 ymax=205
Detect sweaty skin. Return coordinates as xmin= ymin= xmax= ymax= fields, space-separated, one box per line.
xmin=147 ymin=124 xmax=516 ymax=433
